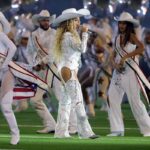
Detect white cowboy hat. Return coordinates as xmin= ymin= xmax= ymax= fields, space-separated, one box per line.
xmin=21 ymin=30 xmax=30 ymax=38
xmin=32 ymin=10 xmax=56 ymax=26
xmin=0 ymin=12 xmax=11 ymax=34
xmin=116 ymin=12 xmax=139 ymax=27
xmin=53 ymin=8 xmax=90 ymax=27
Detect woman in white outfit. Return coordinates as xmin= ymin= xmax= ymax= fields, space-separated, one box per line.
xmin=52 ymin=8 xmax=98 ymax=139
xmin=0 ymin=12 xmax=20 ymax=145
xmin=107 ymin=12 xmax=150 ymax=137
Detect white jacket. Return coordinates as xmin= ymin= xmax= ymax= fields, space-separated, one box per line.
xmin=27 ymin=27 xmax=56 ymax=65
xmin=57 ymin=32 xmax=88 ymax=71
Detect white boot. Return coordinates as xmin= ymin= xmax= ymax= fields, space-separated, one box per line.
xmin=10 ymin=134 xmax=20 ymax=145
xmin=54 ymin=104 xmax=71 ymax=138
xmin=107 ymin=132 xmax=124 ymax=137
xmin=36 ymin=127 xmax=55 ymax=134
xmin=0 ymin=91 xmax=20 ymax=145
xmin=143 ymin=132 xmax=150 ymax=137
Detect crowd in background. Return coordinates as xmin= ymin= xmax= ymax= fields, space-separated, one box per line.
xmin=4 ymin=11 xmax=150 ymax=117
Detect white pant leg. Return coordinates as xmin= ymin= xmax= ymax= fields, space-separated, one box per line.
xmin=123 ymin=70 xmax=150 ymax=135
xmin=1 ymin=90 xmax=20 ymax=137
xmin=108 ymin=71 xmax=125 ymax=133
xmin=68 ymin=103 xmax=77 ymax=134
xmin=54 ymin=103 xmax=71 ymax=137
xmin=67 ymin=79 xmax=94 ymax=138
xmin=30 ymin=88 xmax=56 ymax=130
xmin=54 ymin=84 xmax=71 ymax=137
xmin=53 ymin=77 xmax=77 ymax=135
xmin=0 ymin=70 xmax=19 ymax=137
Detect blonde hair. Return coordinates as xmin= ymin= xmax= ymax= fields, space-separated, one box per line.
xmin=53 ymin=19 xmax=81 ymax=61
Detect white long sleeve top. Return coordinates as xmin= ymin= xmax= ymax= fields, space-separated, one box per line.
xmin=0 ymin=32 xmax=16 ymax=70
xmin=57 ymin=32 xmax=88 ymax=71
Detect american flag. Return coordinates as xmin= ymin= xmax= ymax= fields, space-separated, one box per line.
xmin=13 ymin=80 xmax=37 ymax=100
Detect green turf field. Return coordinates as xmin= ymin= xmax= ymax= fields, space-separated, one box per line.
xmin=0 ymin=104 xmax=150 ymax=150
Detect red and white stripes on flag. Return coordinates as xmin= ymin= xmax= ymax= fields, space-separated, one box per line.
xmin=13 ymin=85 xmax=36 ymax=100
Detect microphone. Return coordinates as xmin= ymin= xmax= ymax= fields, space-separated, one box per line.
xmin=79 ymin=25 xmax=96 ymax=34
xmin=88 ymin=29 xmax=96 ymax=34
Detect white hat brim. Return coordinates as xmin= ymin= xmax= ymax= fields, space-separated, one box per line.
xmin=115 ymin=18 xmax=139 ymax=27
xmin=53 ymin=9 xmax=90 ymax=27
xmin=32 ymin=14 xmax=56 ymax=26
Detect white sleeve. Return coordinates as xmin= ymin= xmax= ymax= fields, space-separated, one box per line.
xmin=41 ymin=31 xmax=56 ymax=64
xmin=26 ymin=35 xmax=36 ymax=65
xmin=0 ymin=12 xmax=11 ymax=34
xmin=1 ymin=33 xmax=16 ymax=68
xmin=65 ymin=32 xmax=88 ymax=53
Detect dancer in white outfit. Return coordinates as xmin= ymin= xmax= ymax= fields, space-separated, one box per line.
xmin=107 ymin=12 xmax=150 ymax=137
xmin=27 ymin=10 xmax=56 ymax=134
xmin=0 ymin=12 xmax=20 ymax=145
xmin=53 ymin=8 xmax=99 ymax=139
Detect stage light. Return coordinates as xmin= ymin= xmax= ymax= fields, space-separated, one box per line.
xmin=141 ymin=6 xmax=147 ymax=15
xmin=14 ymin=15 xmax=19 ymax=20
xmin=118 ymin=0 xmax=127 ymax=4
xmin=84 ymin=5 xmax=88 ymax=9
xmin=137 ymin=9 xmax=141 ymax=14
xmin=88 ymin=1 xmax=92 ymax=5
xmin=11 ymin=4 xmax=19 ymax=8
xmin=83 ymin=0 xmax=96 ymax=9
xmin=108 ymin=4 xmax=114 ymax=13
xmin=142 ymin=0 xmax=148 ymax=4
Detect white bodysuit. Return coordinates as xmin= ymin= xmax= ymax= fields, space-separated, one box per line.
xmin=55 ymin=32 xmax=95 ymax=138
